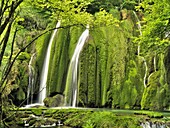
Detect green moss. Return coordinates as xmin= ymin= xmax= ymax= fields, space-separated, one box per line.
xmin=9 ymin=108 xmax=170 ymax=127
xmin=17 ymin=52 xmax=30 ymax=60
xmin=78 ymin=13 xmax=137 ymax=108
xmin=109 ymin=8 xmax=121 ymax=20
xmin=134 ymin=111 xmax=163 ymax=118
xmin=64 ymin=27 xmax=84 ymax=104
xmin=44 ymin=109 xmax=57 ymax=115
xmin=47 ymin=26 xmax=83 ymax=97
xmin=47 ymin=28 xmax=70 ymax=94
xmin=31 ymin=109 xmax=42 ymax=116
xmin=32 ymin=10 xmax=170 ymax=110
xmin=35 ymin=31 xmax=51 ymax=79
xmin=119 ymin=58 xmax=144 ymax=109
xmin=44 ymin=94 xmax=64 ymax=107
xmin=64 ymin=111 xmax=141 ymax=128
xmin=33 ymin=10 xmax=141 ymax=109
xmin=33 ymin=27 xmax=52 ymax=96
xmin=141 ymin=71 xmax=162 ymax=110
xmin=17 ymin=88 xmax=25 ymax=101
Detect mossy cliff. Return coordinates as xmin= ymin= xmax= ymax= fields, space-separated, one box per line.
xmin=141 ymin=49 xmax=170 ymax=110
xmin=2 ymin=52 xmax=31 ymax=106
xmin=47 ymin=27 xmax=83 ymax=95
xmin=31 ymin=10 xmax=170 ymax=110
xmin=78 ymin=10 xmax=170 ymax=110
xmin=78 ymin=10 xmax=144 ymax=108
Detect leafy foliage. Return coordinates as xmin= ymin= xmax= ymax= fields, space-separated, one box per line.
xmin=136 ymin=0 xmax=170 ymax=54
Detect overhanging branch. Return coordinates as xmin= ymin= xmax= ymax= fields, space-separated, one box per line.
xmin=0 ymin=23 xmax=81 ymax=90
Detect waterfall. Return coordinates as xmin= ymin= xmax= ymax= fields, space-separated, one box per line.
xmin=133 ymin=11 xmax=142 ymax=56
xmin=64 ymin=26 xmax=89 ymax=107
xmin=133 ymin=11 xmax=148 ymax=88
xmin=38 ymin=21 xmax=61 ymax=104
xmin=142 ymin=57 xmax=148 ymax=88
xmin=27 ymin=53 xmax=36 ymax=104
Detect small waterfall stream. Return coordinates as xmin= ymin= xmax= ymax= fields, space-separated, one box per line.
xmin=64 ymin=26 xmax=89 ymax=107
xmin=133 ymin=11 xmax=148 ymax=88
xmin=133 ymin=11 xmax=142 ymax=56
xmin=38 ymin=21 xmax=61 ymax=104
xmin=27 ymin=53 xmax=36 ymax=104
xmin=143 ymin=57 xmax=148 ymax=88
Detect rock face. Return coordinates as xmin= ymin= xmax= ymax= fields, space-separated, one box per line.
xmin=34 ymin=10 xmax=170 ymax=110
xmin=44 ymin=94 xmax=64 ymax=107
xmin=8 ymin=9 xmax=170 ymax=110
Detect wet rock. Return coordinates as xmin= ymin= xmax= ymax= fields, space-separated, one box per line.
xmin=44 ymin=94 xmax=64 ymax=107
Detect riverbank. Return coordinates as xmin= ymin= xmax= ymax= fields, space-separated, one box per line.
xmin=4 ymin=107 xmax=170 ymax=127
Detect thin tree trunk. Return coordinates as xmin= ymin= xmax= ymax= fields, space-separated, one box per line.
xmin=0 ymin=21 xmax=12 ymax=66
xmin=0 ymin=0 xmax=23 ymax=35
xmin=2 ymin=28 xmax=17 ymax=78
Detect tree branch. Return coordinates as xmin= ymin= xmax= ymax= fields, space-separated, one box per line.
xmin=0 ymin=0 xmax=23 ymax=35
xmin=2 ymin=28 xmax=18 ymax=79
xmin=0 ymin=0 xmax=10 ymax=18
xmin=0 ymin=0 xmax=4 ymax=17
xmin=0 ymin=21 xmax=12 ymax=66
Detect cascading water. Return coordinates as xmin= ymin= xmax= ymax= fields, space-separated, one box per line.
xmin=133 ymin=11 xmax=142 ymax=56
xmin=64 ymin=26 xmax=89 ymax=107
xmin=133 ymin=11 xmax=148 ymax=88
xmin=38 ymin=21 xmax=61 ymax=105
xmin=143 ymin=57 xmax=148 ymax=88
xmin=27 ymin=53 xmax=36 ymax=104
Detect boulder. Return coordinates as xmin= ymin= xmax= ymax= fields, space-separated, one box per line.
xmin=44 ymin=94 xmax=64 ymax=107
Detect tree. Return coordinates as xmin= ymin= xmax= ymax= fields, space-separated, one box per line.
xmin=0 ymin=0 xmax=24 ymax=126
xmin=134 ymin=0 xmax=170 ymax=110
xmin=0 ymin=0 xmax=23 ymax=79
xmin=136 ymin=0 xmax=170 ymax=54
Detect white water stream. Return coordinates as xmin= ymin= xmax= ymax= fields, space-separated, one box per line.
xmin=133 ymin=11 xmax=142 ymax=56
xmin=133 ymin=11 xmax=148 ymax=88
xmin=143 ymin=57 xmax=148 ymax=88
xmin=38 ymin=21 xmax=61 ymax=104
xmin=27 ymin=53 xmax=36 ymax=104
xmin=65 ymin=26 xmax=89 ymax=107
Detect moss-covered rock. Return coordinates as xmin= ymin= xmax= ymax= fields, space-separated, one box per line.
xmin=78 ymin=10 xmax=142 ymax=109
xmin=141 ymin=71 xmax=161 ymax=110
xmin=7 ymin=108 xmax=170 ymax=127
xmin=5 ymin=51 xmax=31 ymax=106
xmin=31 ymin=108 xmax=42 ymax=116
xmin=44 ymin=94 xmax=64 ymax=107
